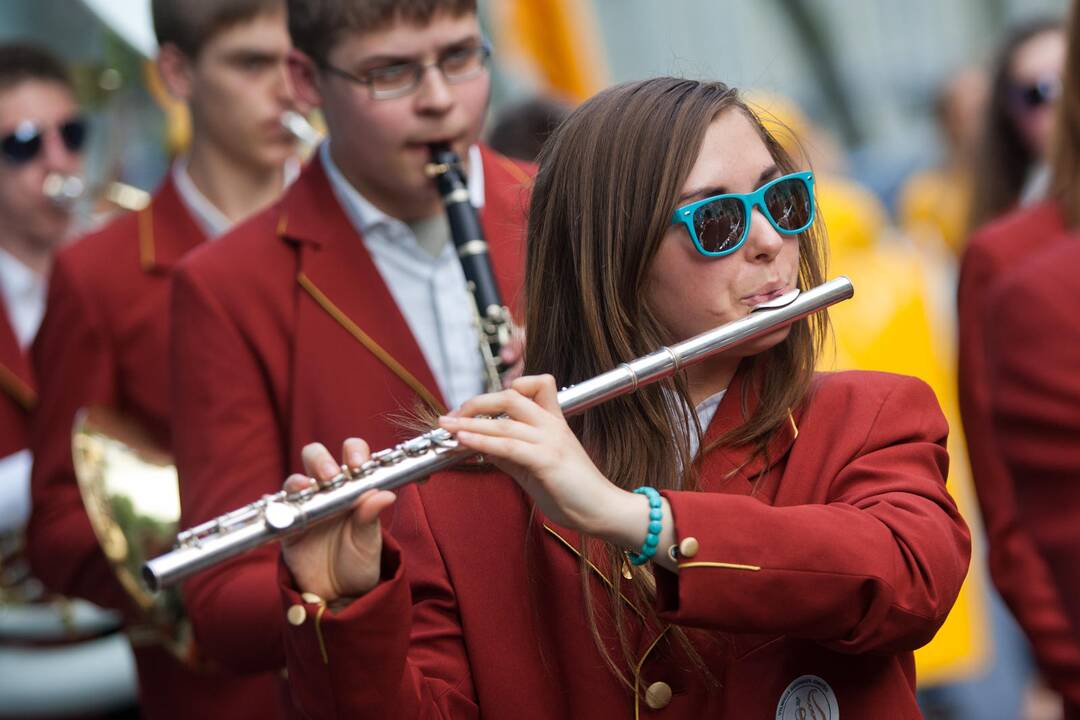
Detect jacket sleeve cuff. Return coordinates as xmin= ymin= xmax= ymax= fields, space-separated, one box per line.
xmin=278 ymin=530 xmax=411 ymax=715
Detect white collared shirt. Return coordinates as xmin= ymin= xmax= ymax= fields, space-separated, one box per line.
xmin=172 ymin=157 xmax=301 ymax=239
xmin=689 ymin=388 xmax=727 ymax=460
xmin=321 ymin=142 xmax=487 ymax=410
xmin=0 ymin=246 xmax=46 ymax=533
xmin=0 ymin=246 xmax=46 ymax=350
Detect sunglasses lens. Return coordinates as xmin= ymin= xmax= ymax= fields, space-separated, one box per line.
xmin=1 ymin=122 xmax=42 ymax=164
xmin=60 ymin=119 xmax=87 ymax=153
xmin=764 ymin=177 xmax=812 ymax=233
xmin=1015 ymin=79 xmax=1060 ymax=109
xmin=693 ymin=197 xmax=745 ymax=254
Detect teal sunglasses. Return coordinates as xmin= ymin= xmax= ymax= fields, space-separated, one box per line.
xmin=670 ymin=171 xmax=815 ymax=257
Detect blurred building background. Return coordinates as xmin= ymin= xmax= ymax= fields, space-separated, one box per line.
xmin=0 ymin=0 xmax=1068 ymax=207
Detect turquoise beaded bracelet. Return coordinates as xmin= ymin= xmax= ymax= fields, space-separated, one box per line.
xmin=628 ymin=486 xmax=663 ymax=566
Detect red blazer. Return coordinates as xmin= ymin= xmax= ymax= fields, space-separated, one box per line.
xmin=985 ymin=238 xmax=1080 ymax=653
xmin=0 ymin=296 xmax=34 ymax=462
xmin=957 ymin=199 xmax=1080 ymax=702
xmin=278 ymin=369 xmax=969 ymax=719
xmin=26 ymin=178 xmax=285 ymax=720
xmin=171 ymin=147 xmax=533 ymax=675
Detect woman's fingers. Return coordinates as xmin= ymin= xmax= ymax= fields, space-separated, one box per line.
xmin=454 ymin=385 xmax=555 ymax=426
xmin=510 ymin=374 xmax=561 ymax=415
xmin=438 ymin=414 xmax=541 ymax=444
xmin=454 ymin=430 xmax=538 ymax=468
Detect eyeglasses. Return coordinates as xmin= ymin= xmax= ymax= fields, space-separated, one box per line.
xmin=321 ymin=44 xmax=491 ymax=100
xmin=1 ymin=116 xmax=87 ymax=166
xmin=1010 ymin=77 xmax=1061 ymax=111
xmin=670 ymin=172 xmax=815 ymax=257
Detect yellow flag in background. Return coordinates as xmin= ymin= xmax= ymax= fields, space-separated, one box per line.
xmin=143 ymin=60 xmax=190 ymax=158
xmin=488 ymin=0 xmax=609 ymax=103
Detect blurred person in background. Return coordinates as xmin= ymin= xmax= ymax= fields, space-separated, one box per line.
xmin=970 ymin=18 xmax=1065 ymax=230
xmin=0 ymin=43 xmax=81 ymax=540
xmin=25 ymin=0 xmax=304 ymax=717
xmin=984 ymin=233 xmax=1080 ymax=720
xmin=959 ymin=5 xmax=1080 ymax=719
xmin=899 ymin=66 xmax=988 ymax=257
xmin=486 ymin=94 xmax=569 ymax=163
xmin=0 ymin=42 xmax=140 ymax=719
xmin=983 ymin=186 xmax=1080 ymax=720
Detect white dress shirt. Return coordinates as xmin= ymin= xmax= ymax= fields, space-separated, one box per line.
xmin=0 ymin=246 xmax=47 ymax=533
xmin=689 ymin=388 xmax=727 ymax=460
xmin=321 ymin=142 xmax=487 ymax=410
xmin=0 ymin=246 xmax=46 ymax=349
xmin=172 ymin=157 xmax=301 ymax=239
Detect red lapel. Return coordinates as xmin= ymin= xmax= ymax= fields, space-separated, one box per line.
xmin=695 ymin=362 xmax=798 ymax=494
xmin=0 ymin=296 xmax=34 ymax=410
xmin=281 ymin=160 xmax=446 ymax=410
xmin=477 ymin=144 xmax=532 ymax=315
xmin=137 ymin=175 xmax=208 ymax=273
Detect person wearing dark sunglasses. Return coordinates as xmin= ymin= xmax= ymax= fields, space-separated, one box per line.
xmin=971 ymin=18 xmax=1066 ymax=229
xmin=0 ymin=41 xmax=145 ymax=719
xmin=25 ymin=2 xmax=307 ymax=720
xmin=959 ymin=10 xmax=1080 ymax=720
xmin=0 ymin=41 xmax=82 ymax=557
xmin=0 ymin=45 xmax=83 ymax=284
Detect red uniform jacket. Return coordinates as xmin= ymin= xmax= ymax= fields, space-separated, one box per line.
xmin=985 ymin=237 xmax=1080 ymax=653
xmin=171 ymin=146 xmax=532 ymax=675
xmin=958 ymin=199 xmax=1080 ymax=703
xmin=278 ymin=369 xmax=970 ymax=719
xmin=26 ymin=178 xmax=285 ymax=720
xmin=0 ymin=296 xmax=33 ymax=464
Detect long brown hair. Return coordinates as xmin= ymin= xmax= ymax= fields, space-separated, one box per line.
xmin=1052 ymin=0 xmax=1080 ymax=228
xmin=970 ymin=18 xmax=1064 ymax=230
xmin=523 ymin=78 xmax=827 ymax=693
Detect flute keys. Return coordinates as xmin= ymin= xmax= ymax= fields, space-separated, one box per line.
xmin=264 ymin=501 xmax=300 ymax=531
xmin=401 ymin=436 xmax=433 ymax=457
xmin=370 ymin=448 xmax=405 ymax=466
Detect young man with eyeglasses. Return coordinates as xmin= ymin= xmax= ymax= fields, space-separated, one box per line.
xmin=167 ymin=0 xmax=532 ymax=693
xmin=26 ymin=1 xmax=303 ymax=717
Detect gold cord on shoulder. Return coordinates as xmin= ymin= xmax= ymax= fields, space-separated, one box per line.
xmin=296 ymin=272 xmax=446 ymax=414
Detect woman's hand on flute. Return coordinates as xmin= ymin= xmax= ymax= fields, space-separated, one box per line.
xmin=280 ymin=439 xmax=397 ymax=603
xmin=439 ymin=375 xmax=676 ymax=568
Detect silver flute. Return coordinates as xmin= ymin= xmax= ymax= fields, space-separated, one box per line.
xmin=142 ymin=276 xmax=854 ymax=592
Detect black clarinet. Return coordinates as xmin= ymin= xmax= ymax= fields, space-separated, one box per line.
xmin=425 ymin=144 xmax=514 ymax=392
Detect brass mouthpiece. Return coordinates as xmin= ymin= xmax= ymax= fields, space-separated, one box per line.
xmin=424 ymin=142 xmax=457 ymax=178
xmin=42 ymin=172 xmax=150 ymax=212
xmin=280 ymin=111 xmax=322 ymax=148
xmin=42 ymin=173 xmax=86 ymax=208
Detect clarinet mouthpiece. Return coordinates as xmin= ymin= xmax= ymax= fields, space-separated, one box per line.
xmin=424 ymin=142 xmax=457 ymax=178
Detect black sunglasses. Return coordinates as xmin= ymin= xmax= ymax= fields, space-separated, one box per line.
xmin=1010 ymin=78 xmax=1061 ymax=111
xmin=1 ymin=116 xmax=87 ymax=165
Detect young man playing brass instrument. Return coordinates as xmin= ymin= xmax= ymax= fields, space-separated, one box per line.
xmin=167 ymin=0 xmax=531 ymax=706
xmin=27 ymin=1 xmax=304 ymax=716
